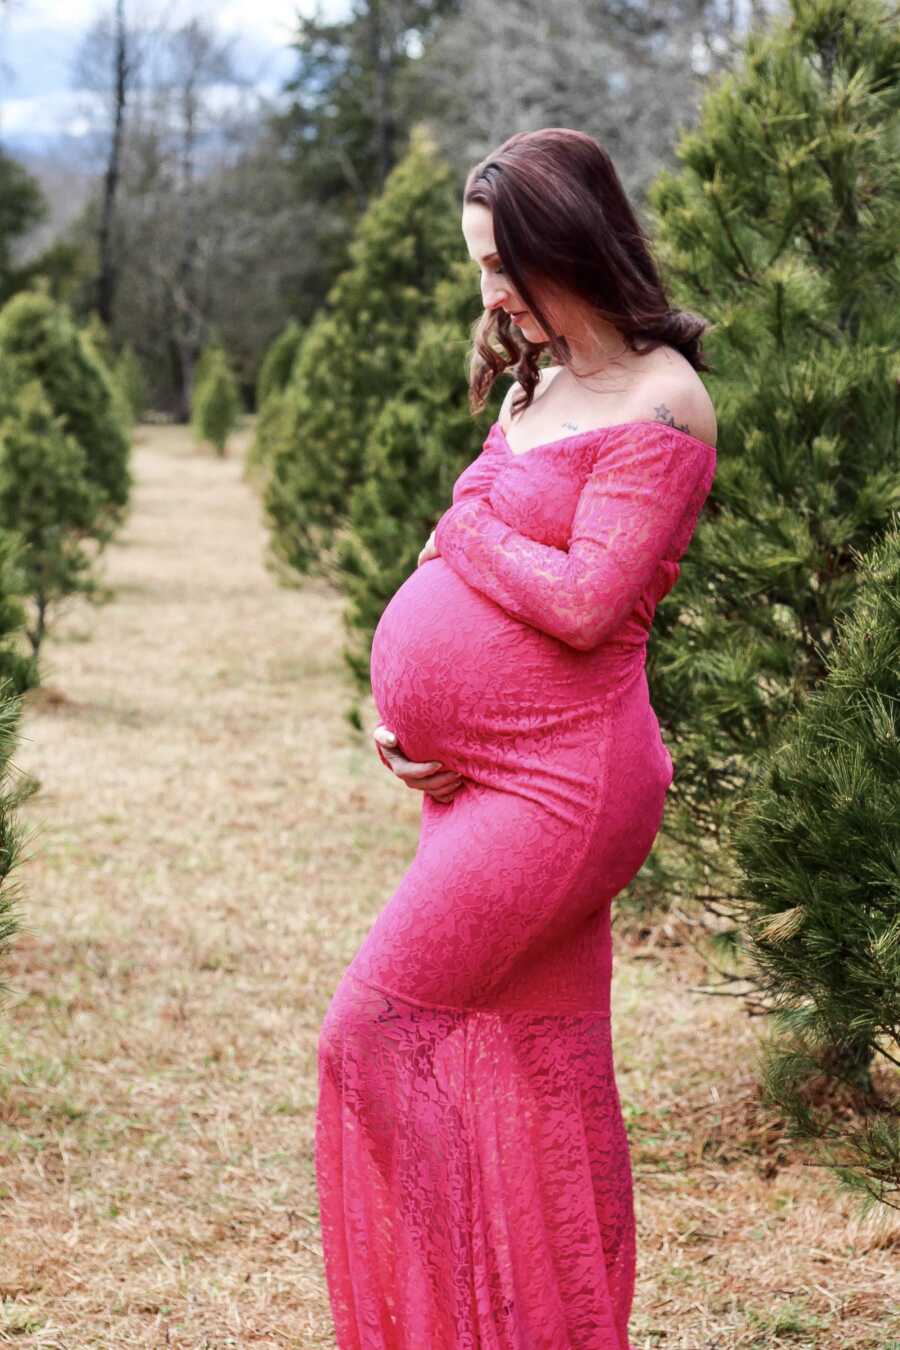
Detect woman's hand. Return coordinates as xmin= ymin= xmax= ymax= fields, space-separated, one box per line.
xmin=417 ymin=527 xmax=438 ymax=568
xmin=373 ymin=723 xmax=465 ymax=803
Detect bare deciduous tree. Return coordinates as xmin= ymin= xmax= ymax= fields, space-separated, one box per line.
xmin=73 ymin=0 xmax=167 ymax=325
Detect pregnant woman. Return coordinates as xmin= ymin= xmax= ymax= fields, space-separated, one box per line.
xmin=316 ymin=127 xmax=718 ymax=1349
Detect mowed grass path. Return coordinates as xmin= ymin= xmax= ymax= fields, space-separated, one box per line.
xmin=2 ymin=422 xmax=898 ymax=1347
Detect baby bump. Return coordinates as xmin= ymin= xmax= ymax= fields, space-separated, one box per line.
xmin=370 ymin=558 xmax=667 ymax=830
xmin=370 ymin=558 xmax=571 ymax=765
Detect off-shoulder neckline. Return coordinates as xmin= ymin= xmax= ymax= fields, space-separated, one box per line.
xmin=493 ymin=417 xmax=717 ymax=459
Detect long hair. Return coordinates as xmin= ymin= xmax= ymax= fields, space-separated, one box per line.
xmin=463 ymin=127 xmax=713 ymax=417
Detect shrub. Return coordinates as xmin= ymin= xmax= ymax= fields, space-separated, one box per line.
xmin=0 ymin=380 xmax=106 ymax=659
xmin=192 ymin=351 xmax=241 ymax=456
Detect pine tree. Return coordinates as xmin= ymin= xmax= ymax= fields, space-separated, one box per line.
xmin=730 ymin=514 xmax=900 ymax=1209
xmin=263 ymin=123 xmax=463 ymax=578
xmin=638 ymin=0 xmax=900 ymax=941
xmin=83 ymin=311 xmax=116 ymax=369
xmin=192 ymin=350 xmax=242 ymax=457
xmin=0 ymin=381 xmax=107 ymax=660
xmin=0 ymin=149 xmax=45 ymax=305
xmin=193 ymin=329 xmax=228 ymax=398
xmin=0 ymin=534 xmax=37 ymax=695
xmin=249 ymin=320 xmax=305 ymax=476
xmin=0 ymin=289 xmax=132 ymax=527
xmin=82 ymin=311 xmax=135 ymax=435
xmin=114 ymin=345 xmax=147 ymax=424
xmin=256 ymin=319 xmax=304 ymax=409
xmin=0 ymin=675 xmax=31 ymax=1007
xmin=338 ymin=258 xmax=499 ymax=688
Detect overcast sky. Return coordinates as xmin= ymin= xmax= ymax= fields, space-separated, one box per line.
xmin=1 ymin=0 xmax=350 ymax=146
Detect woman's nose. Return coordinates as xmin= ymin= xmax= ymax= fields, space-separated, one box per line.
xmin=482 ymin=282 xmax=509 ymax=310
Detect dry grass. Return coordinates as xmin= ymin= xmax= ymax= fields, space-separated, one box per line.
xmin=1 ymin=421 xmax=897 ymax=1348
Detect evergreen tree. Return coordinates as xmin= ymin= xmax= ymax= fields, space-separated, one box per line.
xmin=0 ymin=381 xmax=107 ymax=660
xmin=0 ymin=534 xmax=38 ymax=695
xmin=256 ymin=319 xmax=304 ymax=409
xmin=0 ymin=675 xmax=31 ymax=1007
xmin=638 ymin=0 xmax=900 ymax=942
xmin=113 ymin=344 xmax=147 ymax=424
xmin=0 ymin=336 xmax=37 ymax=694
xmin=0 ymin=150 xmax=46 ymax=305
xmin=730 ymin=515 xmax=900 ymax=1209
xmin=83 ymin=310 xmax=116 ymax=370
xmin=249 ymin=320 xmax=305 ymax=476
xmin=192 ymin=350 xmax=242 ymax=456
xmin=0 ymin=290 xmax=132 ymax=527
xmin=338 ymin=258 xmax=499 ymax=687
xmin=263 ymin=124 xmax=463 ymax=577
xmin=82 ymin=311 xmax=134 ymax=434
xmin=193 ymin=329 xmax=228 ymax=399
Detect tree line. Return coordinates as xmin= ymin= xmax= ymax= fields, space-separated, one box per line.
xmin=5 ymin=0 xmax=778 ymax=418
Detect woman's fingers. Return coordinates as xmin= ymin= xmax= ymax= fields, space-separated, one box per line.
xmin=392 ymin=756 xmax=463 ymax=793
xmin=399 ymin=761 xmax=445 ymax=783
xmin=417 ymin=528 xmax=438 ymax=567
xmin=372 ymin=723 xmax=464 ymax=796
xmin=373 ymin=724 xmax=399 ymax=770
xmin=415 ymin=769 xmax=462 ymax=789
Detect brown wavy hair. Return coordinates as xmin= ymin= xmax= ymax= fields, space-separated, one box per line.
xmin=462 ymin=127 xmax=714 ymax=417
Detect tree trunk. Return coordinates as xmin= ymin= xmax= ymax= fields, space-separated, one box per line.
xmin=97 ymin=0 xmax=129 ymax=327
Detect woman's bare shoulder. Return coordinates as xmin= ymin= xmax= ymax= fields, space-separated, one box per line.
xmin=629 ymin=349 xmax=717 ymax=447
xmin=631 ymin=375 xmax=717 ymax=448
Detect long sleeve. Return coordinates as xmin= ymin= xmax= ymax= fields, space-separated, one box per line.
xmin=433 ymin=425 xmax=716 ymax=652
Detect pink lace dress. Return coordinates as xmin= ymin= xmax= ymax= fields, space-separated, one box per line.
xmin=316 ymin=416 xmax=717 ymax=1349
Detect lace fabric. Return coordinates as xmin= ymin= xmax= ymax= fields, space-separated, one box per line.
xmin=434 ymin=422 xmax=716 ymax=651
xmin=316 ymin=418 xmax=717 ymax=1348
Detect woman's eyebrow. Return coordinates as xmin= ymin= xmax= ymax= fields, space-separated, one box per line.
xmin=469 ymin=250 xmax=500 ymax=263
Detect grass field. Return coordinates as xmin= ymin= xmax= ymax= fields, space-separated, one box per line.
xmin=1 ymin=422 xmax=898 ymax=1347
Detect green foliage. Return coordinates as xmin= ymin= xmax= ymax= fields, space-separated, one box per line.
xmin=0 ymin=675 xmax=31 ymax=1005
xmin=256 ymin=320 xmax=304 ymax=409
xmin=264 ymin=124 xmax=464 ymax=577
xmin=0 ymin=150 xmax=46 ymax=305
xmin=82 ymin=312 xmax=134 ymax=433
xmin=0 ymin=381 xmax=107 ymax=659
xmin=193 ymin=330 xmax=228 ymax=395
xmin=248 ymin=389 xmax=291 ymax=482
xmin=338 ymin=258 xmax=499 ymax=688
xmin=0 ymin=533 xmax=38 ymax=695
xmin=249 ymin=321 xmax=305 ymax=477
xmin=10 ymin=238 xmax=91 ymax=307
xmin=113 ymin=345 xmax=147 ymax=424
xmin=0 ymin=289 xmax=132 ymax=526
xmin=730 ymin=515 xmax=900 ymax=1209
xmin=192 ymin=351 xmax=242 ymax=456
xmin=277 ymin=3 xmax=456 ymax=216
xmin=82 ymin=311 xmax=115 ymax=369
xmin=640 ymin=0 xmax=900 ymax=920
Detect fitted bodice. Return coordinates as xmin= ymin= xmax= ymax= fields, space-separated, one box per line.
xmin=447 ymin=418 xmax=709 ymax=643
xmin=369 ymin=417 xmax=717 ymax=823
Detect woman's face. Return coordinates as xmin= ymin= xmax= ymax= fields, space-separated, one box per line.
xmin=461 ymin=202 xmax=558 ymax=342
